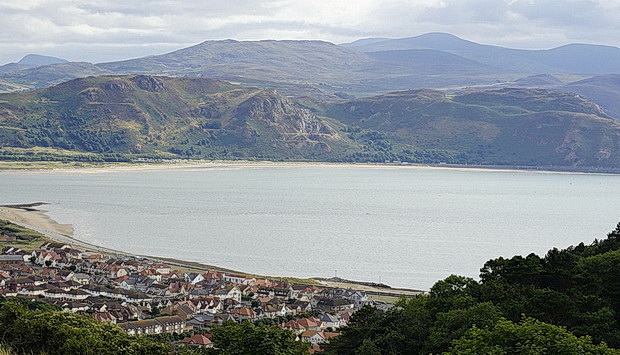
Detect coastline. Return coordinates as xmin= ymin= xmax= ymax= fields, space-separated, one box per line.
xmin=1 ymin=159 xmax=616 ymax=176
xmin=0 ymin=205 xmax=427 ymax=294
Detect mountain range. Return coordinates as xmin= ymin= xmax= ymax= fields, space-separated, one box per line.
xmin=1 ymin=75 xmax=619 ymax=169
xmin=1 ymin=33 xmax=620 ymax=169
xmin=2 ymin=33 xmax=620 ymax=117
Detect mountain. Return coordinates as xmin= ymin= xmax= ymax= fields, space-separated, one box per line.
xmin=344 ymin=32 xmax=620 ymax=75
xmin=559 ymin=75 xmax=620 ymax=120
xmin=0 ymin=75 xmax=351 ymax=161
xmin=0 ymin=62 xmax=111 ymax=91
xmin=324 ymin=88 xmax=620 ymax=167
xmin=17 ymin=54 xmax=68 ymax=66
xmin=1 ymin=75 xmax=619 ymax=169
xmin=3 ymin=34 xmax=620 ymax=97
xmin=97 ymin=40 xmax=375 ymax=87
xmin=0 ymin=54 xmax=69 ymax=77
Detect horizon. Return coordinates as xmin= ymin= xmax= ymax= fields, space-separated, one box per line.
xmin=3 ymin=31 xmax=620 ymax=67
xmin=2 ymin=1 xmax=620 ymax=65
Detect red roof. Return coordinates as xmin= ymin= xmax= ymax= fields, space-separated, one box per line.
xmin=182 ymin=334 xmax=212 ymax=345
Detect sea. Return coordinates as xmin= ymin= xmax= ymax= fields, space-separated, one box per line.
xmin=1 ymin=164 xmax=619 ymax=290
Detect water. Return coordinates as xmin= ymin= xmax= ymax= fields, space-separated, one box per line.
xmin=1 ymin=165 xmax=619 ymax=290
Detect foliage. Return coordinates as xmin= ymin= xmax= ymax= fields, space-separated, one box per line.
xmin=0 ymin=219 xmax=43 ymax=241
xmin=0 ymin=299 xmax=168 ymax=355
xmin=1 ymin=75 xmax=620 ymax=168
xmin=448 ymin=317 xmax=620 ymax=354
xmin=323 ymin=222 xmax=620 ymax=354
xmin=198 ymin=321 xmax=309 ymax=355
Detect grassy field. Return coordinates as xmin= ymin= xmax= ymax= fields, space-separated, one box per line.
xmin=0 ymin=219 xmax=50 ymax=252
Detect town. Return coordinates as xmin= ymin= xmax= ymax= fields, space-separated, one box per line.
xmin=0 ymin=237 xmax=413 ymax=352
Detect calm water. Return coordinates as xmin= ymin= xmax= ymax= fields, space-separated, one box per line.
xmin=1 ymin=165 xmax=619 ymax=290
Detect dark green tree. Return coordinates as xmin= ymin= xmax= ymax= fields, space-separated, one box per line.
xmin=448 ymin=317 xmax=620 ymax=354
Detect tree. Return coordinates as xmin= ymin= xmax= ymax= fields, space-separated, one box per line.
xmin=207 ymin=321 xmax=309 ymax=355
xmin=448 ymin=317 xmax=619 ymax=355
xmin=424 ymin=302 xmax=501 ymax=354
xmin=0 ymin=300 xmax=168 ymax=355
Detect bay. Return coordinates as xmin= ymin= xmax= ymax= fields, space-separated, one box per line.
xmin=1 ymin=164 xmax=619 ymax=290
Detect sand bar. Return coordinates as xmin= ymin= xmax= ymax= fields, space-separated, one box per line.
xmin=0 ymin=206 xmax=73 ymax=237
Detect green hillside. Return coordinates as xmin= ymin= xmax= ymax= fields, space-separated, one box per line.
xmin=325 ymin=88 xmax=620 ymax=168
xmin=1 ymin=75 xmax=619 ymax=170
xmin=0 ymin=75 xmax=356 ymax=162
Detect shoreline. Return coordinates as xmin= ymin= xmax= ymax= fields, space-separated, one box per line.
xmin=0 ymin=205 xmax=427 ymax=294
xmin=1 ymin=159 xmax=617 ymax=176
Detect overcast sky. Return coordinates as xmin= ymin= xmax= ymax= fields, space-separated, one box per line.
xmin=1 ymin=0 xmax=620 ymax=65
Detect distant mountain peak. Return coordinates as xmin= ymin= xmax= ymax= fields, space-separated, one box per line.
xmin=17 ymin=54 xmax=68 ymax=66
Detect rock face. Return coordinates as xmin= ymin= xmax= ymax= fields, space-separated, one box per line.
xmin=0 ymin=75 xmax=346 ymax=160
xmin=235 ymin=90 xmax=336 ymax=139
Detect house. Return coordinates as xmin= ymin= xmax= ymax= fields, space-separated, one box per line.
xmin=346 ymin=291 xmax=371 ymax=307
xmin=39 ymin=242 xmax=70 ymax=251
xmin=223 ymin=274 xmax=254 ymax=285
xmin=181 ymin=333 xmax=213 ymax=348
xmin=230 ymin=307 xmax=257 ymax=320
xmin=297 ymin=317 xmax=322 ymax=331
xmin=319 ymin=313 xmax=345 ymax=329
xmin=316 ymin=297 xmax=355 ymax=312
xmin=300 ymin=330 xmax=341 ymax=346
xmin=92 ymin=312 xmax=117 ymax=324
xmin=0 ymin=255 xmax=26 ymax=265
xmin=118 ymin=315 xmax=187 ymax=335
xmin=283 ymin=319 xmax=305 ymax=332
xmin=212 ymin=285 xmax=241 ymax=302
xmin=161 ymin=303 xmax=195 ymax=320
xmin=185 ymin=273 xmax=205 ymax=285
xmin=187 ymin=314 xmax=215 ymax=329
xmin=0 ymin=232 xmax=18 ymax=243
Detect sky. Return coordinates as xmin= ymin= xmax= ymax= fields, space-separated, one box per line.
xmin=1 ymin=0 xmax=620 ymax=65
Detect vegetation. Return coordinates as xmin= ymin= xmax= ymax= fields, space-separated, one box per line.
xmin=193 ymin=321 xmax=309 ymax=355
xmin=0 ymin=219 xmax=43 ymax=241
xmin=323 ymin=223 xmax=620 ymax=354
xmin=1 ymin=75 xmax=619 ymax=170
xmin=0 ymin=298 xmax=168 ymax=355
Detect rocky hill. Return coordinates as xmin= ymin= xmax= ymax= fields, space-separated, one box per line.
xmin=5 ymin=34 xmax=620 ymax=100
xmin=324 ymin=88 xmax=620 ymax=167
xmin=1 ymin=75 xmax=620 ymax=169
xmin=0 ymin=75 xmax=352 ymax=161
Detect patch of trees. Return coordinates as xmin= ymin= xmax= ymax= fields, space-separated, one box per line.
xmin=323 ymin=222 xmax=620 ymax=354
xmin=0 ymin=298 xmax=169 ymax=355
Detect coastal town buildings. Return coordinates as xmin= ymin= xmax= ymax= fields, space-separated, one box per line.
xmin=0 ymin=240 xmax=413 ymax=350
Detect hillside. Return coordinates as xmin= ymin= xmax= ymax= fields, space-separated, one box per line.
xmin=6 ymin=34 xmax=620 ymax=97
xmin=344 ymin=32 xmax=620 ymax=75
xmin=0 ymin=75 xmax=354 ymax=161
xmin=1 ymin=75 xmax=620 ymax=170
xmin=559 ymin=75 xmax=620 ymax=120
xmin=324 ymin=88 xmax=620 ymax=168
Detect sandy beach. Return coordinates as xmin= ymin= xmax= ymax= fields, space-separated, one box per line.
xmin=0 ymin=159 xmax=604 ymax=176
xmin=0 ymin=204 xmax=427 ymax=293
xmin=0 ymin=206 xmax=73 ymax=237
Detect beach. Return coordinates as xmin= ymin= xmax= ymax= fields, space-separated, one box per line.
xmin=0 ymin=204 xmax=426 ymax=294
xmin=0 ymin=206 xmax=73 ymax=237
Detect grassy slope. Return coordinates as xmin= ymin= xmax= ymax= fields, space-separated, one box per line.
xmin=1 ymin=75 xmax=620 ymax=168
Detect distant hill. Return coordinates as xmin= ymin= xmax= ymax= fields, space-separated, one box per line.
xmin=0 ymin=54 xmax=69 ymax=77
xmin=3 ymin=34 xmax=620 ymax=97
xmin=17 ymin=54 xmax=68 ymax=66
xmin=0 ymin=75 xmax=352 ymax=161
xmin=0 ymin=62 xmax=111 ymax=90
xmin=2 ymin=34 xmax=620 ymax=99
xmin=559 ymin=75 xmax=620 ymax=120
xmin=1 ymin=75 xmax=619 ymax=169
xmin=324 ymin=88 xmax=620 ymax=167
xmin=343 ymin=32 xmax=620 ymax=75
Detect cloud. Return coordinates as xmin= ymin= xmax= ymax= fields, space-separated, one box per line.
xmin=0 ymin=0 xmax=619 ymax=64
